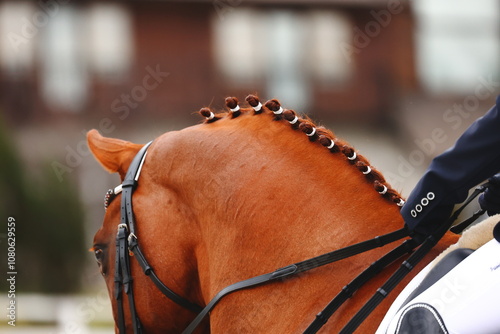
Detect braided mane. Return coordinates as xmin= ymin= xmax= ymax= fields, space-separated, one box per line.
xmin=198 ymin=95 xmax=404 ymax=207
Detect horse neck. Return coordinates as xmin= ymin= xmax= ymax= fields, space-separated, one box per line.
xmin=149 ymin=113 xmax=405 ymax=300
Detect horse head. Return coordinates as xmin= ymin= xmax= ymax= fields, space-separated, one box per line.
xmin=88 ymin=95 xmax=458 ymax=333
xmin=88 ymin=130 xmax=208 ymax=333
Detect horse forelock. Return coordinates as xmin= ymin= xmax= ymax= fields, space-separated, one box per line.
xmin=196 ymin=94 xmax=404 ymax=208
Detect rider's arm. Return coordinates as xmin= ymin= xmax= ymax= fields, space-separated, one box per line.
xmin=402 ymin=95 xmax=500 ymax=235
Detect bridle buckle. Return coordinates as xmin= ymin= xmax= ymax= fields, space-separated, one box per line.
xmin=128 ymin=232 xmax=137 ymax=243
xmin=128 ymin=233 xmax=137 ymax=256
xmin=117 ymin=223 xmax=128 ymax=232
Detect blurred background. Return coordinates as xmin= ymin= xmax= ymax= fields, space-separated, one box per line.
xmin=0 ymin=0 xmax=498 ymax=332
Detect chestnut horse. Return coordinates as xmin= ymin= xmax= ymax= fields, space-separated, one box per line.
xmin=88 ymin=95 xmax=458 ymax=333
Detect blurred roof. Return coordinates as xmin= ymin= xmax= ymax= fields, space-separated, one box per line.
xmin=161 ymin=0 xmax=394 ymax=6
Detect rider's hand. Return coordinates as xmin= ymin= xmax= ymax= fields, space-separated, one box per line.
xmin=478 ymin=173 xmax=500 ymax=216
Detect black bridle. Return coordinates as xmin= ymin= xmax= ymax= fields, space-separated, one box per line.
xmin=113 ymin=141 xmax=203 ymax=333
xmin=110 ymin=141 xmax=485 ymax=334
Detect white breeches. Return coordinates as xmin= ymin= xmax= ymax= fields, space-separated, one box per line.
xmin=377 ymin=238 xmax=500 ymax=334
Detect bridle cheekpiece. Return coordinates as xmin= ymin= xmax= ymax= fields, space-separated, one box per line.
xmin=108 ymin=141 xmax=203 ymax=334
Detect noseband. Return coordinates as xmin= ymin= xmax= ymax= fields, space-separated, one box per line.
xmin=111 ymin=141 xmax=203 ymax=334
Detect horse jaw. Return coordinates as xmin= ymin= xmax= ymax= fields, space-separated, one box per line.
xmin=87 ymin=129 xmax=144 ymax=180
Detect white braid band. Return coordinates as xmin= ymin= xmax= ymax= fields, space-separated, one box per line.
xmin=230 ymin=105 xmax=240 ymax=112
xmin=362 ymin=166 xmax=372 ymax=175
xmin=253 ymin=102 xmax=262 ymax=112
xmin=206 ymin=111 xmax=215 ymax=120
xmin=289 ymin=116 xmax=299 ymax=125
xmin=347 ymin=152 xmax=357 ymax=160
xmin=273 ymin=107 xmax=284 ymax=115
xmin=327 ymin=140 xmax=335 ymax=149
xmin=378 ymin=185 xmax=388 ymax=195
xmin=397 ymin=199 xmax=405 ymax=207
xmin=306 ymin=127 xmax=316 ymax=137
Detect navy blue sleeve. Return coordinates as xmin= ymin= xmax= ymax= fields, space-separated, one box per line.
xmin=402 ymin=96 xmax=500 ymax=235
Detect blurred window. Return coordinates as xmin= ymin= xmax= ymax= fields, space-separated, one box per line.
xmin=414 ymin=0 xmax=500 ymax=94
xmin=307 ymin=10 xmax=353 ymax=87
xmin=212 ymin=8 xmax=265 ymax=86
xmin=265 ymin=10 xmax=309 ymax=110
xmin=39 ymin=6 xmax=87 ymax=113
xmin=86 ymin=3 xmax=133 ymax=81
xmin=0 ymin=2 xmax=36 ymax=77
xmin=212 ymin=8 xmax=353 ymax=109
xmin=0 ymin=2 xmax=133 ymax=112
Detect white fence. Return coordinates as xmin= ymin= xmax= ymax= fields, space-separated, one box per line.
xmin=1 ymin=293 xmax=114 ymax=334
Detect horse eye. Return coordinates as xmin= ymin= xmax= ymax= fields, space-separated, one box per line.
xmin=92 ymin=246 xmax=108 ymax=276
xmin=94 ymin=248 xmax=104 ymax=263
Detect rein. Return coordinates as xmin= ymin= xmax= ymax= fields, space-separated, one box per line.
xmin=110 ymin=142 xmax=486 ymax=334
xmin=182 ymin=227 xmax=411 ymax=334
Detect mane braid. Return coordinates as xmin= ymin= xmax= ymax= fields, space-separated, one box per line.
xmin=225 ymin=97 xmax=242 ymax=118
xmin=318 ymin=135 xmax=340 ymax=153
xmin=265 ymin=99 xmax=284 ymax=121
xmin=264 ymin=97 xmax=405 ymax=207
xmin=299 ymin=121 xmax=319 ymax=142
xmin=342 ymin=146 xmax=357 ymax=163
xmin=199 ymin=107 xmax=222 ymax=123
xmin=246 ymin=94 xmax=263 ymax=114
xmin=283 ymin=109 xmax=300 ymax=129
xmin=196 ymin=95 xmax=404 ymax=207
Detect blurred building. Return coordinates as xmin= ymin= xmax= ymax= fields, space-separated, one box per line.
xmin=0 ymin=0 xmax=422 ymax=125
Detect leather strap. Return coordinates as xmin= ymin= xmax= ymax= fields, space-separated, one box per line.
xmin=304 ymin=238 xmax=419 ymax=333
xmin=338 ymin=205 xmax=459 ymax=334
xmin=128 ymin=235 xmax=203 ymax=313
xmin=114 ymin=142 xmax=152 ymax=334
xmin=306 ymin=181 xmax=489 ymax=333
xmin=114 ymin=141 xmax=203 ymax=334
xmin=182 ymin=227 xmax=410 ymax=334
xmin=115 ymin=228 xmax=126 ymax=334
xmin=339 ymin=234 xmax=439 ymax=333
xmin=116 ymin=224 xmax=142 ymax=333
xmin=450 ymin=184 xmax=487 ymax=233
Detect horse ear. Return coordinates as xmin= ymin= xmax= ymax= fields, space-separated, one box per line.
xmin=87 ymin=129 xmax=144 ymax=180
